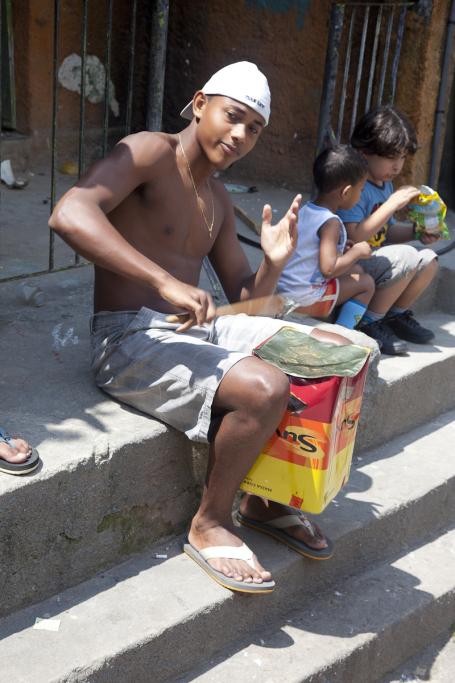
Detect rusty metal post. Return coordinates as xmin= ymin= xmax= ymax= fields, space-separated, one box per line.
xmin=316 ymin=3 xmax=345 ymax=154
xmin=146 ymin=0 xmax=169 ymax=132
xmin=49 ymin=0 xmax=61 ymax=271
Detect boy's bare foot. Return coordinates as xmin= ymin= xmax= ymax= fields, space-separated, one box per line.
xmin=0 ymin=435 xmax=32 ymax=464
xmin=188 ymin=519 xmax=272 ymax=584
xmin=0 ymin=428 xmax=40 ymax=475
xmin=238 ymin=494 xmax=332 ymax=559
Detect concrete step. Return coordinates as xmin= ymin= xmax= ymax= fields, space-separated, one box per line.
xmin=381 ymin=628 xmax=455 ymax=682
xmin=1 ymin=268 xmax=455 ymax=618
xmin=356 ymin=311 xmax=455 ymax=451
xmin=0 ymin=268 xmax=199 ymax=618
xmin=182 ymin=527 xmax=455 ymax=683
xmin=413 ymin=240 xmax=455 ymax=316
xmin=434 ymin=243 xmax=455 ymax=315
xmin=1 ymin=410 xmax=455 ymax=682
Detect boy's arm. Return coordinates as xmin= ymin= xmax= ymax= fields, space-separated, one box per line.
xmin=384 ymin=221 xmax=415 ymax=243
xmin=319 ymin=219 xmax=371 ymax=278
xmin=345 ymin=185 xmax=420 ymax=242
xmin=209 ymin=185 xmax=301 ymax=302
xmin=49 ymin=133 xmax=216 ymax=325
xmin=386 ymin=221 xmax=440 ymax=245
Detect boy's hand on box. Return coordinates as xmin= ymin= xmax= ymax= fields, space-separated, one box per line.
xmin=261 ymin=194 xmax=302 ymax=269
xmin=390 ymin=185 xmax=420 ymax=211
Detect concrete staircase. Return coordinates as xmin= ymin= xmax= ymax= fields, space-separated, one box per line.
xmin=1 ymin=208 xmax=454 ymax=681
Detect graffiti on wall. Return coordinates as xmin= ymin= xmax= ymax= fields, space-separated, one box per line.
xmin=58 ymin=54 xmax=119 ymax=116
xmin=245 ymin=0 xmax=311 ymax=29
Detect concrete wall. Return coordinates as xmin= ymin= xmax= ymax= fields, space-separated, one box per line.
xmin=395 ymin=0 xmax=453 ymax=186
xmin=164 ymin=0 xmax=332 ymax=191
xmin=164 ymin=0 xmax=453 ymax=191
xmin=12 ymin=0 xmax=147 ymax=165
xmin=8 ymin=0 xmax=454 ymax=191
xmin=439 ymin=74 xmax=455 ymax=209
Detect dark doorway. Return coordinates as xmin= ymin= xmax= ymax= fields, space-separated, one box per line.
xmin=438 ymin=75 xmax=455 ymax=211
xmin=1 ymin=0 xmax=16 ymax=130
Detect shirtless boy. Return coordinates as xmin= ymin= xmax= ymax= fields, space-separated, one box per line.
xmin=50 ymin=62 xmax=358 ymax=593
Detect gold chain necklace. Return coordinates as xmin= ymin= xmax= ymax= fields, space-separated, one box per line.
xmin=178 ymin=134 xmax=215 ymax=238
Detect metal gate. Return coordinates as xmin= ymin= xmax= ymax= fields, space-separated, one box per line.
xmin=316 ymin=1 xmax=431 ymax=153
xmin=0 ymin=0 xmax=169 ymax=283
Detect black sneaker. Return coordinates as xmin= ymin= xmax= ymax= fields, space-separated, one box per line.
xmin=386 ymin=310 xmax=435 ymax=344
xmin=357 ymin=319 xmax=408 ymax=355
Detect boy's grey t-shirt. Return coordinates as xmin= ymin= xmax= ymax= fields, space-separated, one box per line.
xmin=337 ymin=179 xmax=396 ymax=248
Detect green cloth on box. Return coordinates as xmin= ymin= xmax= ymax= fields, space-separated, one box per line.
xmin=253 ymin=326 xmax=370 ymax=378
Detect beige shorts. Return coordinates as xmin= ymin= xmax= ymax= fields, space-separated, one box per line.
xmin=358 ymin=244 xmax=437 ymax=288
xmin=90 ymin=307 xmax=313 ymax=443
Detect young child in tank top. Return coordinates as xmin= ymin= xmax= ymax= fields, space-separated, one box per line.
xmin=277 ymin=145 xmax=374 ymax=330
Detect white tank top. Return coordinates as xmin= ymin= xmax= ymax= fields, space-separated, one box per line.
xmin=277 ymin=201 xmax=346 ymax=305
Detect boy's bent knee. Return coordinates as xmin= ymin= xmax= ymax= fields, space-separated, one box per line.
xmin=360 ymin=272 xmax=375 ymax=295
xmin=423 ymin=252 xmax=439 ymax=273
xmin=248 ymin=364 xmax=290 ymax=411
xmin=216 ymin=356 xmax=289 ymax=414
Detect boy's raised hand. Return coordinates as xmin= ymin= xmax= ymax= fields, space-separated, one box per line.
xmin=391 ymin=185 xmax=420 ymax=211
xmin=260 ymin=194 xmax=302 ymax=270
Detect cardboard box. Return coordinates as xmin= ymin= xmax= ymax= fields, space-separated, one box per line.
xmin=240 ymin=359 xmax=369 ymax=514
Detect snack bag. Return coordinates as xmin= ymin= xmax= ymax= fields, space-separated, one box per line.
xmin=408 ymin=185 xmax=449 ymax=239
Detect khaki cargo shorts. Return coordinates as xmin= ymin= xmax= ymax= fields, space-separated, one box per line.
xmin=90 ymin=306 xmax=314 ymax=443
xmin=358 ymin=244 xmax=437 ymax=288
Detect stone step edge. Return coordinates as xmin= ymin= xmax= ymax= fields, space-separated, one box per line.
xmin=1 ymin=412 xmax=455 ymax=681
xmin=0 ymin=421 xmax=199 ymax=618
xmin=2 ymin=311 xmax=454 ymax=502
xmin=380 ymin=627 xmax=455 ymax=683
xmin=179 ymin=526 xmax=455 ymax=683
xmin=355 ymin=313 xmax=455 ymax=452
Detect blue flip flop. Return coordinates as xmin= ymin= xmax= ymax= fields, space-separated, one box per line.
xmin=0 ymin=428 xmax=40 ymax=475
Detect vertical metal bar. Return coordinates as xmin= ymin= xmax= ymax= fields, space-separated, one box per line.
xmin=430 ymin=0 xmax=455 ymax=186
xmin=390 ymin=6 xmax=408 ymax=103
xmin=316 ymin=3 xmax=345 ymax=154
xmin=377 ymin=6 xmax=395 ymax=106
xmin=49 ymin=0 xmax=61 ymax=271
xmin=102 ymin=0 xmax=113 ymax=157
xmin=76 ymin=0 xmax=89 ymax=265
xmin=146 ymin=0 xmax=169 ymax=131
xmin=365 ymin=5 xmax=383 ymax=113
xmin=337 ymin=7 xmax=356 ymax=141
xmin=350 ymin=6 xmax=370 ymax=135
xmin=0 ymin=0 xmax=3 ymax=173
xmin=125 ymin=0 xmax=137 ymax=134
xmin=78 ymin=0 xmax=88 ymax=178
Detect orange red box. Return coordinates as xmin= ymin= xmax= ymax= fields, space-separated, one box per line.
xmin=240 ymin=359 xmax=369 ymax=514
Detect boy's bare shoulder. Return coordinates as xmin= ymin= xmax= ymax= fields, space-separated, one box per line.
xmin=114 ymin=130 xmax=177 ymax=170
xmin=319 ymin=216 xmax=343 ymax=234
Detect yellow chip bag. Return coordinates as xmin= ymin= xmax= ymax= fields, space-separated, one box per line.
xmin=408 ymin=185 xmax=449 ymax=239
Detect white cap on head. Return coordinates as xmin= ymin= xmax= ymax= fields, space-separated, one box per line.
xmin=180 ymin=61 xmax=271 ymax=126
